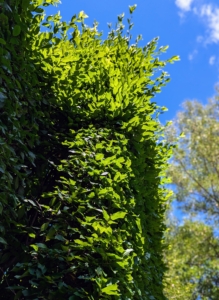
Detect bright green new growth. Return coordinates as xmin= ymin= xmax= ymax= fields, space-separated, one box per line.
xmin=0 ymin=0 xmax=177 ymax=298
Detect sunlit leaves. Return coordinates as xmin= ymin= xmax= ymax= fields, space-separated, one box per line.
xmin=30 ymin=244 xmax=38 ymax=251
xmin=101 ymin=284 xmax=120 ymax=296
xmin=167 ymin=55 xmax=180 ymax=64
xmin=78 ymin=10 xmax=89 ymax=19
xmin=129 ymin=4 xmax=137 ymax=14
xmin=111 ymin=211 xmax=127 ymax=220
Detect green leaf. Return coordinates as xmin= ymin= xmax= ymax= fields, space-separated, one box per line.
xmin=161 ymin=106 xmax=168 ymax=111
xmin=30 ymin=244 xmax=38 ymax=251
xmin=15 ymin=270 xmax=29 ymax=279
xmin=45 ymin=227 xmax=56 ymax=241
xmin=33 ymin=7 xmax=44 ymax=13
xmin=101 ymin=284 xmax=120 ymax=295
xmin=98 ymin=188 xmax=108 ymax=195
xmin=28 ymin=233 xmax=36 ymax=238
xmin=0 ymin=237 xmax=7 ymax=245
xmin=159 ymin=45 xmax=169 ymax=52
xmin=129 ymin=4 xmax=137 ymax=14
xmin=70 ymin=14 xmax=77 ymax=23
xmin=0 ymin=38 xmax=6 ymax=45
xmin=103 ymin=208 xmax=110 ymax=221
xmin=13 ymin=25 xmax=21 ymax=36
xmin=40 ymin=222 xmax=50 ymax=231
xmin=114 ymin=172 xmax=120 ymax=181
xmin=78 ymin=11 xmax=89 ymax=19
xmin=74 ymin=239 xmax=90 ymax=247
xmin=88 ymin=192 xmax=95 ymax=198
xmin=24 ymin=199 xmax=37 ymax=207
xmin=46 ymin=15 xmax=53 ymax=22
xmin=111 ymin=211 xmax=127 ymax=220
xmin=55 ymin=234 xmax=66 ymax=241
xmin=167 ymin=55 xmax=180 ymax=64
xmin=36 ymin=243 xmax=47 ymax=249
xmin=96 ymin=153 xmax=104 ymax=161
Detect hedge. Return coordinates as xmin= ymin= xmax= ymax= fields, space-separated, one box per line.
xmin=0 ymin=0 xmax=177 ymax=298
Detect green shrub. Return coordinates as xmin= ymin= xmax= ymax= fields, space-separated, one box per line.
xmin=0 ymin=1 xmax=177 ymax=298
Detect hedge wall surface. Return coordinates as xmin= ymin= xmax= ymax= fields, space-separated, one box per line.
xmin=0 ymin=0 xmax=176 ymax=299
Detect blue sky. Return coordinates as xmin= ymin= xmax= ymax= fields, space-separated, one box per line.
xmin=42 ymin=0 xmax=219 ymax=125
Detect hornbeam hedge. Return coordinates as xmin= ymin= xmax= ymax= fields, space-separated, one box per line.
xmin=0 ymin=0 xmax=177 ymax=299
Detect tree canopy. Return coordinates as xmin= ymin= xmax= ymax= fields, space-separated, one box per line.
xmin=163 ymin=220 xmax=219 ymax=300
xmin=165 ymin=93 xmax=219 ymax=223
xmin=164 ymin=91 xmax=219 ymax=299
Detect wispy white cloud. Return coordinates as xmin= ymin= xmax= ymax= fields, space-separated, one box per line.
xmin=175 ymin=1 xmax=219 ymax=44
xmin=196 ymin=35 xmax=203 ymax=43
xmin=209 ymin=55 xmax=216 ymax=65
xmin=188 ymin=49 xmax=198 ymax=60
xmin=198 ymin=4 xmax=219 ymax=43
xmin=175 ymin=0 xmax=194 ymax=11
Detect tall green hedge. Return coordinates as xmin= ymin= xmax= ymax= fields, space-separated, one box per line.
xmin=0 ymin=0 xmax=177 ymax=298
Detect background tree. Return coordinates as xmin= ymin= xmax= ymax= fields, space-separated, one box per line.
xmin=163 ymin=220 xmax=219 ymax=300
xmin=163 ymin=91 xmax=219 ymax=299
xmin=165 ymin=92 xmax=219 ymax=223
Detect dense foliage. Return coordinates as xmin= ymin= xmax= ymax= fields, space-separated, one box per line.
xmin=0 ymin=0 xmax=177 ymax=298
